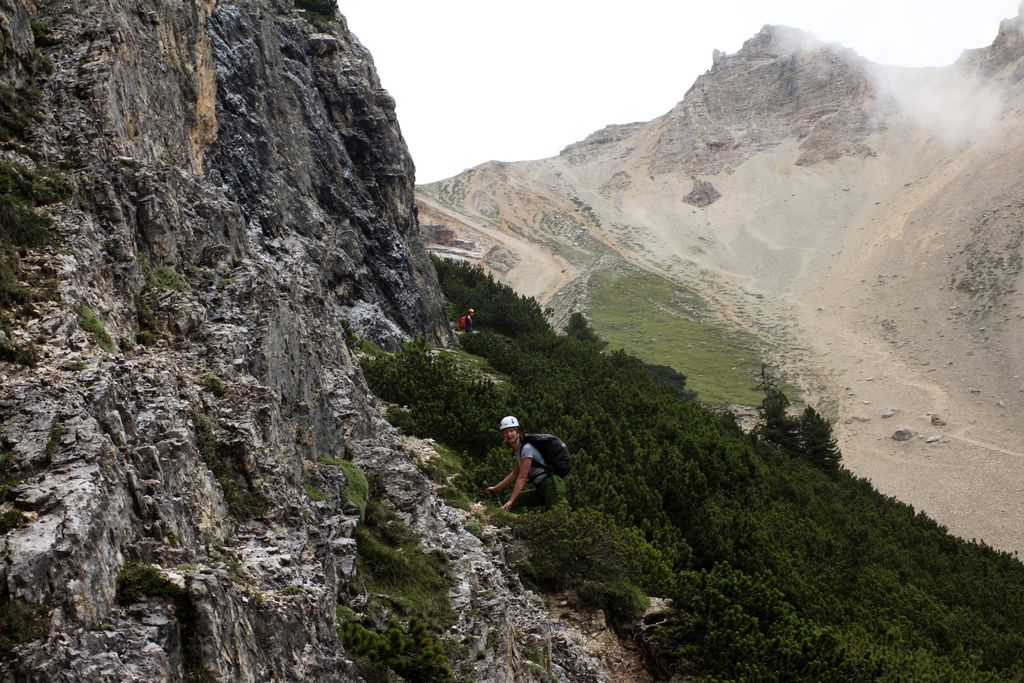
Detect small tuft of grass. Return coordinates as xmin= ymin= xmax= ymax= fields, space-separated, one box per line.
xmin=0 ymin=594 xmax=47 ymax=660
xmin=139 ymin=253 xmax=190 ymax=292
xmin=463 ymin=515 xmax=484 ymax=539
xmin=0 ymin=334 xmax=39 ymax=367
xmin=318 ymin=453 xmax=345 ymax=466
xmin=305 ymin=481 xmax=326 ymax=502
xmin=31 ymin=21 xmax=61 ymax=48
xmin=193 ymin=412 xmax=265 ymax=521
xmin=76 ymin=304 xmax=114 ymax=352
xmin=146 ymin=265 xmax=190 ymax=292
xmin=0 ymin=508 xmax=24 ymax=535
xmin=116 ymin=562 xmax=187 ymax=606
xmin=336 ymin=460 xmax=368 ymax=517
xmin=200 ymin=373 xmax=225 ymax=397
xmin=341 ymin=319 xmax=358 ymax=348
xmin=134 ymin=255 xmax=191 ymax=346
xmin=45 ymin=424 xmax=63 ymax=458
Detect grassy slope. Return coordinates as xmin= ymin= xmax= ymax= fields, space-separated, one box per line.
xmin=589 ymin=268 xmax=765 ymax=406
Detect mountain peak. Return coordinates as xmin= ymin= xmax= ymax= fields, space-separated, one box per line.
xmin=956 ymin=2 xmax=1024 ymax=78
xmin=743 ymin=24 xmax=825 ymax=56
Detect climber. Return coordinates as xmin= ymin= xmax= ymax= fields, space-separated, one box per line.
xmin=462 ymin=307 xmax=475 ymax=333
xmin=485 ymin=415 xmax=566 ymax=511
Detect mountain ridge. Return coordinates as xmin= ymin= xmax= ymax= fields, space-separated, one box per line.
xmin=418 ymin=8 xmax=1024 ymax=557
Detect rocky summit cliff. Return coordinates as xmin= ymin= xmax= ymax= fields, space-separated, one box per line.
xmin=0 ymin=1 xmax=610 ymax=680
xmin=419 ymin=11 xmax=1024 ymax=558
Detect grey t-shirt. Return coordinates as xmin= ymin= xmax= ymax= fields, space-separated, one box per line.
xmin=517 ymin=442 xmax=548 ymax=483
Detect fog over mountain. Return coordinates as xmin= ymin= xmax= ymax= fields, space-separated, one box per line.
xmin=419 ymin=9 xmax=1024 ymax=557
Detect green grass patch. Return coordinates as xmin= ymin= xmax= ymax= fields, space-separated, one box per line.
xmin=134 ymin=254 xmax=191 ymax=346
xmin=0 ymin=594 xmax=47 ymax=660
xmin=0 ymin=84 xmax=42 ymax=144
xmin=117 ymin=562 xmax=188 ymax=605
xmin=334 ymin=459 xmax=368 ymax=517
xmin=76 ymin=304 xmax=114 ymax=352
xmin=341 ymin=496 xmax=456 ymax=682
xmin=418 ymin=441 xmax=473 ymax=511
xmin=142 ymin=257 xmax=190 ymax=292
xmin=357 ymin=337 xmax=385 ymax=358
xmin=589 ymin=269 xmax=764 ymax=406
xmin=355 ymin=498 xmax=454 ymax=627
xmin=193 ymin=412 xmax=265 ymax=521
xmin=434 ymin=346 xmax=510 ymax=386
xmin=200 ymin=373 xmax=225 ymax=397
xmin=305 ymin=481 xmax=326 ymax=502
xmin=0 ymin=332 xmax=39 ymax=367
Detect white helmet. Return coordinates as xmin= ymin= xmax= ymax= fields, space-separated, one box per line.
xmin=499 ymin=415 xmax=520 ymax=430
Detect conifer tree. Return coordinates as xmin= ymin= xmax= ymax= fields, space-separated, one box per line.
xmin=756 ymin=388 xmax=800 ymax=454
xmin=798 ymin=406 xmax=841 ymax=472
xmin=565 ymin=311 xmax=607 ymax=348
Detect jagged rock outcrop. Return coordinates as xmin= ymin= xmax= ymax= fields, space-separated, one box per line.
xmin=0 ymin=1 xmax=610 ymax=680
xmin=959 ymin=4 xmax=1024 ymax=80
xmin=682 ymin=179 xmax=721 ymax=208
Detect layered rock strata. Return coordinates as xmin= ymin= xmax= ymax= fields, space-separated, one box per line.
xmin=0 ymin=1 xmax=606 ymax=680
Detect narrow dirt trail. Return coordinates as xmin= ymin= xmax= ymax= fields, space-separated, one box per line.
xmin=418 ymin=194 xmax=576 ymax=305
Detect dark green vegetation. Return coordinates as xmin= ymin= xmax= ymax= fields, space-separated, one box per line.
xmin=200 ymin=373 xmax=226 ymax=397
xmin=329 ymin=457 xmax=369 ymax=517
xmin=76 ymin=304 xmax=113 ymax=353
xmin=339 ymin=493 xmax=455 ymax=682
xmin=363 ymin=258 xmax=1024 ymax=681
xmin=192 ymin=412 xmax=265 ymax=520
xmin=431 ymin=255 xmax=550 ymax=339
xmin=0 ymin=438 xmax=24 ymax=535
xmin=0 ymin=83 xmax=42 ymax=144
xmin=294 ymin=0 xmax=337 ymax=23
xmin=116 ymin=563 xmax=212 ymax=681
xmin=0 ymin=594 xmax=47 ymax=662
xmin=135 ymin=254 xmax=191 ymax=346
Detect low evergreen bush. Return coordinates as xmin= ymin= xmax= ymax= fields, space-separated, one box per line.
xmin=359 ymin=256 xmax=1024 ymax=680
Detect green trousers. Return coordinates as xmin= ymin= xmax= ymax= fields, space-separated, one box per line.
xmin=511 ymin=475 xmax=566 ymax=511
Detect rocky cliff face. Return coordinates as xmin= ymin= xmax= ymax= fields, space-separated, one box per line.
xmin=561 ymin=25 xmax=880 ymax=174
xmin=0 ymin=1 xmax=608 ymax=680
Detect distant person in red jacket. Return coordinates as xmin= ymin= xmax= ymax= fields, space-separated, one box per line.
xmin=459 ymin=308 xmax=475 ymax=333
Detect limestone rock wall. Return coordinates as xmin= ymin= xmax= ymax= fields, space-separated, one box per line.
xmin=0 ymin=0 xmax=605 ymax=680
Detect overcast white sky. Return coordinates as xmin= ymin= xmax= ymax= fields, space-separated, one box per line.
xmin=339 ymin=1 xmax=1021 ymax=183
